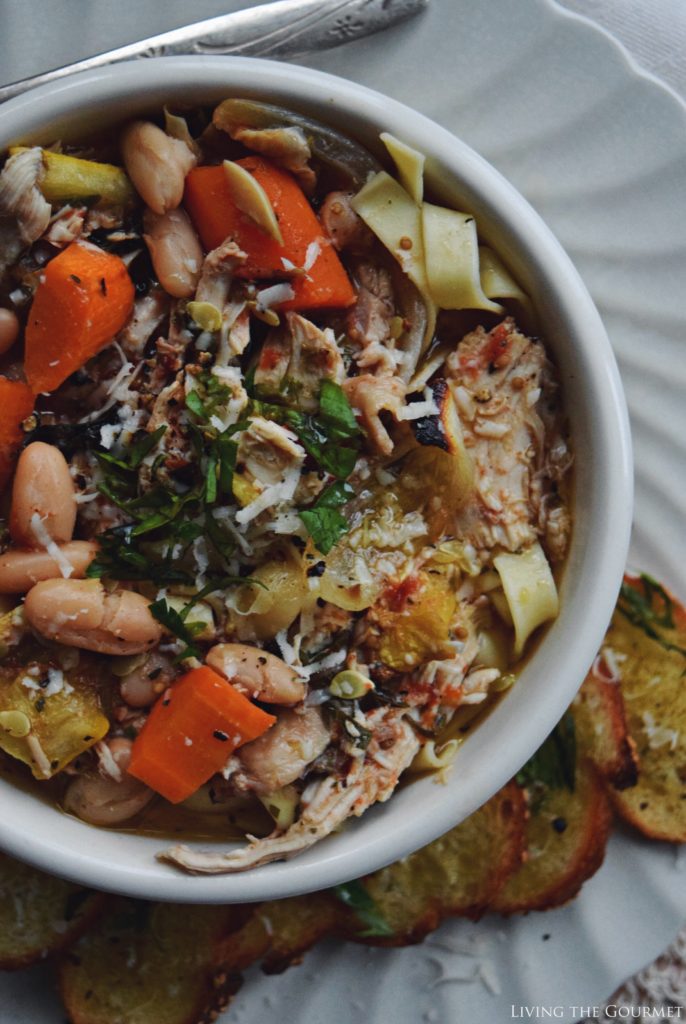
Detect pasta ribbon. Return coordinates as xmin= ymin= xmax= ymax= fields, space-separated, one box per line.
xmin=380 ymin=132 xmax=425 ymax=204
xmin=494 ymin=542 xmax=559 ymax=657
xmin=351 ymin=171 xmax=428 ymax=294
xmin=422 ymin=203 xmax=504 ymax=313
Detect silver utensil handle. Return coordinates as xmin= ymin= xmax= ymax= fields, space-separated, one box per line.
xmin=0 ymin=0 xmax=428 ymax=106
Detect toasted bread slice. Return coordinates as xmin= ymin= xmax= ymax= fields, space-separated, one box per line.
xmin=343 ymin=782 xmax=526 ymax=945
xmin=58 ymin=899 xmax=249 ymax=1024
xmin=574 ymin=668 xmax=638 ymax=790
xmin=0 ymin=852 xmax=105 ymax=969
xmin=215 ymin=892 xmax=340 ymax=977
xmin=492 ymin=756 xmax=612 ymax=914
xmin=604 ymin=573 xmax=686 ymax=841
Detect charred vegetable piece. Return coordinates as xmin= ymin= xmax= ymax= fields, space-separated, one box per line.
xmin=0 ymin=378 xmax=34 ymax=491
xmin=0 ymin=852 xmax=105 ymax=969
xmin=412 ymin=377 xmax=464 ymax=454
xmin=24 ymin=240 xmax=134 ymax=394
xmin=0 ymin=652 xmax=109 ymax=779
xmin=602 ymin=573 xmax=686 ymax=841
xmin=212 ymin=97 xmax=381 ymax=190
xmin=184 ymin=157 xmax=355 ymax=311
xmin=10 ymin=147 xmax=135 ymax=206
xmin=58 ymin=899 xmax=249 ymax=1024
xmin=128 ymin=666 xmax=276 ymax=803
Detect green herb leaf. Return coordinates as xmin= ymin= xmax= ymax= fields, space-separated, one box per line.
xmin=184 ymin=389 xmax=206 ymax=420
xmin=299 ymin=481 xmax=354 ymax=553
xmin=516 ymin=712 xmax=576 ymax=805
xmin=319 ymin=380 xmax=361 ymax=440
xmin=300 ymin=507 xmax=348 ymax=555
xmin=333 ymin=880 xmax=394 ymax=938
xmin=149 ymin=598 xmax=203 ymax=660
xmin=617 ymin=573 xmax=686 ymax=657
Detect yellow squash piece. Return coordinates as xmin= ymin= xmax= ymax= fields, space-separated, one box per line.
xmin=0 ymin=656 xmax=109 ymax=779
xmin=11 ymin=147 xmax=135 ymax=206
xmin=369 ymin=570 xmax=457 ymax=672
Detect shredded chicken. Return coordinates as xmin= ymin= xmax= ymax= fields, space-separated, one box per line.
xmin=343 ymin=373 xmax=407 ymax=455
xmin=321 ymin=190 xmax=372 ymax=252
xmin=0 ymin=148 xmax=51 ymax=274
xmin=446 ymin=318 xmax=568 ymax=555
xmin=255 ymin=312 xmax=345 ymax=412
xmin=160 ymin=709 xmax=420 ymax=873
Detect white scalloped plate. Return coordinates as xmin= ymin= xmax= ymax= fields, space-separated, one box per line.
xmin=2 ymin=0 xmax=686 ymax=1019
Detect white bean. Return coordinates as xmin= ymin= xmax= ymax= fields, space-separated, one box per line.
xmin=24 ymin=579 xmax=163 ymax=654
xmin=0 ymin=541 xmax=98 ymax=594
xmin=0 ymin=308 xmax=19 ymax=355
xmin=63 ymin=738 xmax=153 ymax=826
xmin=10 ymin=442 xmax=76 ymax=547
xmin=121 ymin=120 xmax=196 ymax=215
xmin=206 ymin=643 xmax=306 ymax=705
xmin=237 ymin=707 xmax=330 ymax=795
xmin=120 ymin=652 xmax=175 ymax=708
xmin=143 ymin=207 xmax=203 ymax=299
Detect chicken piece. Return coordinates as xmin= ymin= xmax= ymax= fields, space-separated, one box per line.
xmin=343 ymin=373 xmax=406 ymax=455
xmin=195 ymin=238 xmax=247 ymax=310
xmin=254 ymin=312 xmax=344 ymax=413
xmin=228 ymin=125 xmax=315 ymax=194
xmin=159 ymin=708 xmax=420 ymax=873
xmin=117 ymin=287 xmax=170 ymax=357
xmin=320 ymin=191 xmax=373 ymax=252
xmin=0 ymin=148 xmax=51 ymax=275
xmin=446 ymin=318 xmax=570 ymax=556
xmin=346 ymin=262 xmax=398 ymax=375
xmin=233 ymin=417 xmax=306 ymax=525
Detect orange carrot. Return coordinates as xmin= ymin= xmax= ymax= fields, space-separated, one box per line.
xmin=183 ymin=158 xmax=356 ymax=311
xmin=24 ymin=240 xmax=135 ymax=395
xmin=128 ymin=666 xmax=276 ymax=804
xmin=0 ymin=378 xmax=34 ymax=492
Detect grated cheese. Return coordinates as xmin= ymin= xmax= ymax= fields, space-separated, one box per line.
xmin=29 ymin=514 xmax=75 ymax=578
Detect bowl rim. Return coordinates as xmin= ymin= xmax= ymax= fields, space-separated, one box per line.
xmin=0 ymin=55 xmax=633 ymax=903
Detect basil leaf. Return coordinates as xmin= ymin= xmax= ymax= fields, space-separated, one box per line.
xmin=299 ymin=507 xmax=348 ymax=555
xmin=333 ymin=881 xmax=394 ymax=938
xmin=316 ymin=480 xmax=355 ymax=508
xmin=319 ymin=380 xmax=361 ymax=440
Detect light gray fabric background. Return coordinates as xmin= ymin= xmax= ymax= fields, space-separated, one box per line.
xmin=0 ymin=0 xmax=685 ymax=105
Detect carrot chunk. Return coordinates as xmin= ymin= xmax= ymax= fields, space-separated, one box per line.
xmin=0 ymin=378 xmax=34 ymax=492
xmin=128 ymin=666 xmax=276 ymax=804
xmin=183 ymin=158 xmax=355 ymax=311
xmin=24 ymin=240 xmax=135 ymax=395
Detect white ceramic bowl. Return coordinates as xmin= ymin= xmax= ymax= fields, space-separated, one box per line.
xmin=0 ymin=57 xmax=632 ymax=903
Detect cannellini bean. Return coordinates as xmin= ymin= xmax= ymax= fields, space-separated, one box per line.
xmin=206 ymin=643 xmax=306 ymax=705
xmin=143 ymin=207 xmax=203 ymax=299
xmin=120 ymin=651 xmax=175 ymax=708
xmin=24 ymin=578 xmax=163 ymax=654
xmin=10 ymin=442 xmax=76 ymax=547
xmin=63 ymin=738 xmax=154 ymax=826
xmin=237 ymin=707 xmax=330 ymax=795
xmin=0 ymin=308 xmax=19 ymax=355
xmin=0 ymin=540 xmax=98 ymax=594
xmin=121 ymin=120 xmax=196 ymax=215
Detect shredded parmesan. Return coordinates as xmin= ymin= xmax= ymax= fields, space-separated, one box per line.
xmin=29 ymin=514 xmax=75 ymax=578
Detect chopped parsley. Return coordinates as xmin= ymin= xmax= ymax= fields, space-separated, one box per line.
xmin=516 ymin=712 xmax=576 ymax=811
xmin=617 ymin=573 xmax=686 ymax=657
xmin=333 ymin=880 xmax=394 ymax=938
